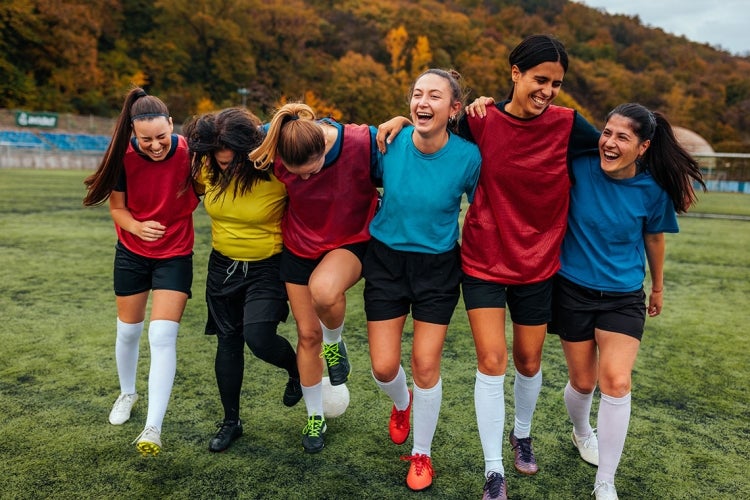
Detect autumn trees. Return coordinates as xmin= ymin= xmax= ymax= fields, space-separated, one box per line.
xmin=1 ymin=0 xmax=748 ymax=148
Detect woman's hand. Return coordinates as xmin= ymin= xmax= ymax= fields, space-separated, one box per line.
xmin=376 ymin=116 xmax=412 ymax=153
xmin=466 ymin=96 xmax=496 ymax=118
xmin=647 ymin=289 xmax=663 ymax=316
xmin=135 ymin=220 xmax=166 ymax=242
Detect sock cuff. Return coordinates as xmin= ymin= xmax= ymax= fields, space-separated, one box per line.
xmin=601 ymin=392 xmax=631 ymax=405
xmin=414 ymin=377 xmax=442 ymax=394
xmin=476 ymin=370 xmax=505 ymax=385
xmin=516 ymin=369 xmax=542 ymax=382
xmin=565 ymin=381 xmax=595 ymax=399
xmin=372 ymin=364 xmax=405 ymax=386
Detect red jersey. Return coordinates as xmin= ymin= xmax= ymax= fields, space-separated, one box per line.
xmin=461 ymin=105 xmax=576 ymax=285
xmin=274 ymin=123 xmax=378 ymax=260
xmin=116 ymin=135 xmax=198 ymax=259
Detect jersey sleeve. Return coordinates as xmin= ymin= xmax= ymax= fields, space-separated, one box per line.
xmin=569 ymin=113 xmax=601 ymax=156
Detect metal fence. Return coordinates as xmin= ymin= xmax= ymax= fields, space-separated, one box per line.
xmin=695 ymin=153 xmax=750 ymax=194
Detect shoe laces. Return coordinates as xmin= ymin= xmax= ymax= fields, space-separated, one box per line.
xmin=321 ymin=342 xmax=344 ymax=366
xmin=581 ymin=428 xmax=598 ymax=449
xmin=512 ymin=435 xmax=535 ymax=462
xmin=484 ymin=471 xmax=505 ymax=497
xmin=303 ymin=416 xmax=325 ymax=437
xmin=592 ymin=480 xmax=615 ymax=496
xmin=132 ymin=425 xmax=159 ymax=444
xmin=215 ymin=420 xmax=239 ymax=438
xmin=286 ymin=377 xmax=301 ymax=393
xmin=401 ymin=454 xmax=434 ymax=478
xmin=391 ymin=405 xmax=409 ymax=429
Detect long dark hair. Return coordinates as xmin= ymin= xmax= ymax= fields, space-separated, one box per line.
xmin=183 ymin=107 xmax=269 ymax=200
xmin=83 ymin=87 xmax=170 ymax=206
xmin=607 ymin=103 xmax=706 ymax=213
xmin=506 ymin=34 xmax=568 ymax=101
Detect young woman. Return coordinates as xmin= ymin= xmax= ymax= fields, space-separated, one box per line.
xmin=365 ymin=68 xmax=481 ymax=492
xmin=377 ymin=35 xmax=599 ymax=499
xmin=183 ymin=107 xmax=301 ymax=453
xmin=549 ymin=103 xmax=705 ymax=500
xmin=249 ymin=103 xmax=379 ymax=453
xmin=83 ymin=87 xmax=199 ymax=456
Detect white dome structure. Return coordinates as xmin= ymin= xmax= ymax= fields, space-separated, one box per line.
xmin=673 ymin=126 xmax=714 ymax=155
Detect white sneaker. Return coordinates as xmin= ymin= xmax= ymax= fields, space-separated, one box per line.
xmin=592 ymin=480 xmax=618 ymax=500
xmin=108 ymin=393 xmax=138 ymax=425
xmin=133 ymin=425 xmax=161 ymax=456
xmin=572 ymin=429 xmax=599 ymax=466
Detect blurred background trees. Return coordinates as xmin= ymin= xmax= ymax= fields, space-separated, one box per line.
xmin=1 ymin=0 xmax=748 ymax=150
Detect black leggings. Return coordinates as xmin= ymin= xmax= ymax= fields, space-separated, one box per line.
xmin=214 ymin=321 xmax=299 ymax=421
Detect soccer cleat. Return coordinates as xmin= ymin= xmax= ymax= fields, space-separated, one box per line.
xmin=572 ymin=429 xmax=599 ymax=466
xmin=592 ymin=480 xmax=619 ymax=500
xmin=133 ymin=425 xmax=161 ymax=457
xmin=301 ymin=415 xmax=327 ymax=453
xmin=321 ymin=340 xmax=351 ymax=386
xmin=208 ymin=419 xmax=243 ymax=452
xmin=402 ymin=453 xmax=434 ymax=491
xmin=108 ymin=393 xmax=138 ymax=425
xmin=283 ymin=377 xmax=303 ymax=407
xmin=482 ymin=471 xmax=508 ymax=500
xmin=509 ymin=431 xmax=539 ymax=475
xmin=389 ymin=390 xmax=412 ymax=445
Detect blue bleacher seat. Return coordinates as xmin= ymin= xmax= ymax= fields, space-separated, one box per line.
xmin=0 ymin=130 xmax=49 ymax=149
xmin=1 ymin=129 xmax=110 ymax=152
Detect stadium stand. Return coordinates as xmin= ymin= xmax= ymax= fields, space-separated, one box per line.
xmin=38 ymin=132 xmax=110 ymax=152
xmin=0 ymin=130 xmax=50 ymax=149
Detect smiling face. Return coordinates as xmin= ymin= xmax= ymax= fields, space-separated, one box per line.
xmin=599 ymin=114 xmax=651 ymax=179
xmin=505 ymin=61 xmax=565 ymax=119
xmin=133 ymin=116 xmax=173 ymax=161
xmin=409 ymin=73 xmax=461 ymax=140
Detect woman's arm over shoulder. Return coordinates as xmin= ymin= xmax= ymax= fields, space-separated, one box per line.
xmin=570 ymin=112 xmax=600 ymax=155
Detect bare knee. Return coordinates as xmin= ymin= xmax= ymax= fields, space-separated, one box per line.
xmin=598 ymin=373 xmax=631 ymax=398
xmin=513 ymin=355 xmax=542 ymax=377
xmin=476 ymin=350 xmax=508 ymax=376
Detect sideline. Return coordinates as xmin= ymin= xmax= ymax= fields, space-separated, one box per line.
xmin=681 ymin=212 xmax=750 ymax=221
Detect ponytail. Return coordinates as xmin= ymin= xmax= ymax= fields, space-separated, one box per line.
xmin=249 ymin=103 xmax=322 ymax=171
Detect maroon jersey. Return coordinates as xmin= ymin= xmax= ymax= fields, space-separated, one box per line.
xmin=274 ymin=123 xmax=378 ymax=260
xmin=461 ymin=105 xmax=576 ymax=285
xmin=116 ymin=135 xmax=198 ymax=258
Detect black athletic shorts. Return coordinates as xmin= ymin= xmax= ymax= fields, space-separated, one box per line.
xmin=363 ymin=238 xmax=461 ymax=325
xmin=462 ymin=275 xmax=552 ymax=326
xmin=548 ymin=275 xmax=646 ymax=342
xmin=204 ymin=249 xmax=289 ymax=337
xmin=279 ymin=242 xmax=369 ymax=285
xmin=113 ymin=241 xmax=192 ymax=297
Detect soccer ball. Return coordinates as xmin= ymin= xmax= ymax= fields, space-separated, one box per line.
xmin=321 ymin=376 xmax=350 ymax=418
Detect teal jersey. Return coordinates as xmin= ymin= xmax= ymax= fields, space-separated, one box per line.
xmin=370 ymin=126 xmax=481 ymax=253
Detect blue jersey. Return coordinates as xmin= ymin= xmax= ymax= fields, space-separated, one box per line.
xmin=559 ymin=153 xmax=679 ymax=292
xmin=370 ymin=126 xmax=481 ymax=253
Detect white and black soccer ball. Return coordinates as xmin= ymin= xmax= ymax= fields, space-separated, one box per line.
xmin=321 ymin=376 xmax=350 ymax=418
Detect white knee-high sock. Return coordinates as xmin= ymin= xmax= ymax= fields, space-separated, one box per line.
xmin=412 ymin=378 xmax=442 ymax=457
xmin=564 ymin=381 xmax=595 ymax=438
xmin=596 ymin=392 xmax=631 ymax=484
xmin=320 ymin=320 xmax=344 ymax=344
xmin=373 ymin=365 xmax=410 ymax=410
xmin=513 ymin=369 xmax=542 ymax=438
xmin=301 ymin=381 xmax=324 ymax=417
xmin=475 ymin=370 xmax=506 ymax=476
xmin=145 ymin=320 xmax=179 ymax=431
xmin=115 ymin=318 xmax=144 ymax=394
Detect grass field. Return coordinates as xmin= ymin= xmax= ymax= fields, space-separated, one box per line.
xmin=0 ymin=168 xmax=748 ymax=499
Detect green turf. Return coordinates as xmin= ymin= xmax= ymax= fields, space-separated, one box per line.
xmin=0 ymin=168 xmax=748 ymax=499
